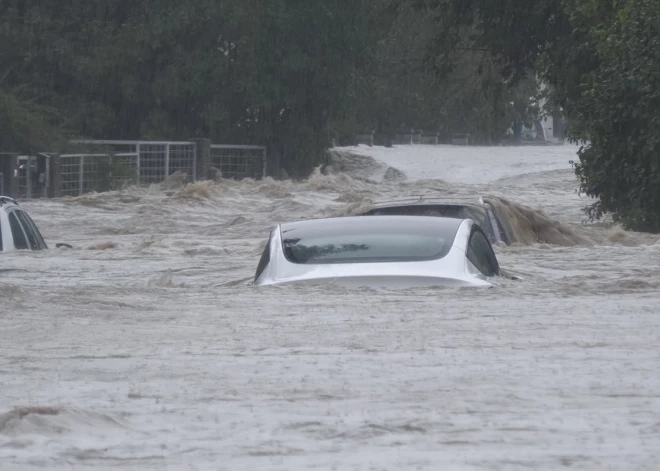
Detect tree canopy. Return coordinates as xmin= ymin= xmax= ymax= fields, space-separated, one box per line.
xmin=1 ymin=0 xmax=542 ymax=176
xmin=4 ymin=0 xmax=657 ymax=230
xmin=426 ymin=0 xmax=660 ymax=231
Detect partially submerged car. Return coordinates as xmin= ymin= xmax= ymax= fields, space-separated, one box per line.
xmin=357 ymin=196 xmax=516 ymax=246
xmin=253 ymin=215 xmax=501 ymax=288
xmin=0 ymin=196 xmax=48 ymax=252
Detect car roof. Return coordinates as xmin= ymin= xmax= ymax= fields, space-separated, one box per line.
xmin=280 ymin=215 xmax=466 ymax=236
xmin=368 ymin=196 xmax=490 ymax=210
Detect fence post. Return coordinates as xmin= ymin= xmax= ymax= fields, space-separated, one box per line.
xmin=10 ymin=156 xmax=18 ymax=198
xmin=189 ymin=138 xmax=210 ymax=181
xmin=136 ymin=142 xmax=141 ymax=185
xmin=26 ymin=156 xmax=32 ymax=199
xmin=262 ymin=147 xmax=267 ymax=180
xmin=79 ymin=155 xmax=84 ymax=196
xmin=165 ymin=143 xmax=170 ymax=177
xmin=49 ymin=154 xmax=62 ymax=198
xmin=0 ymin=153 xmax=19 ymax=198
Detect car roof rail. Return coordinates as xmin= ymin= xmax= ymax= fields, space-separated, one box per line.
xmin=0 ymin=196 xmax=18 ymax=206
xmin=370 ymin=195 xmax=487 ymax=208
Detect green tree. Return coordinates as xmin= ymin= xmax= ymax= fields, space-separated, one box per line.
xmin=347 ymin=1 xmax=543 ymax=145
xmin=422 ymin=0 xmax=660 ymax=231
xmin=0 ymin=0 xmax=377 ymax=177
xmin=566 ymin=0 xmax=660 ymax=231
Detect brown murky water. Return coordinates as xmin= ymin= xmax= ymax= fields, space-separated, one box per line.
xmin=1 ymin=145 xmax=659 ymax=470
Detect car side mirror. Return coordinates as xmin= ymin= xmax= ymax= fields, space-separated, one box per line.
xmin=56 ymin=243 xmax=73 ymax=249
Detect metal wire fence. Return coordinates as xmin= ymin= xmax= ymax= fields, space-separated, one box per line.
xmin=50 ymin=141 xmax=197 ymax=196
xmin=72 ymin=141 xmax=197 ymax=186
xmin=59 ymin=153 xmax=139 ymax=197
xmin=3 ymin=140 xmax=267 ymax=198
xmin=210 ymin=145 xmax=266 ymax=180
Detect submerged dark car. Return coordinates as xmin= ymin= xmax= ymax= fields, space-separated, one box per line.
xmin=358 ymin=196 xmax=516 ymax=246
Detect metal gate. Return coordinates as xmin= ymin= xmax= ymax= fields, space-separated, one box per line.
xmin=18 ymin=156 xmax=37 ymax=199
xmin=210 ymin=145 xmax=267 ymax=180
xmin=17 ymin=154 xmax=51 ymax=199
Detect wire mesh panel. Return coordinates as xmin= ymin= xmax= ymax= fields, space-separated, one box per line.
xmin=138 ymin=144 xmax=167 ymax=184
xmin=110 ymin=154 xmax=139 ymax=189
xmin=17 ymin=156 xmax=29 ymax=198
xmin=60 ymin=155 xmax=83 ymax=197
xmin=210 ymin=145 xmax=266 ymax=180
xmin=84 ymin=155 xmax=140 ymax=192
xmin=60 ymin=154 xmax=140 ymax=196
xmin=3 ymin=141 xmax=268 ymax=197
xmin=69 ymin=140 xmax=197 ymax=186
xmin=82 ymin=155 xmax=109 ymax=194
xmin=17 ymin=156 xmax=41 ymax=198
xmin=168 ymin=143 xmax=196 ymax=179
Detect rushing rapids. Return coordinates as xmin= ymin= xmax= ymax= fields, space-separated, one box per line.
xmin=1 ymin=144 xmax=659 ymax=470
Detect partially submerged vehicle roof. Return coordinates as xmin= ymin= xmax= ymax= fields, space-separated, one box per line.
xmin=0 ymin=196 xmax=18 ymax=206
xmin=359 ymin=196 xmax=515 ymax=246
xmin=367 ymin=195 xmax=491 ymax=210
xmin=254 ymin=215 xmax=502 ymax=288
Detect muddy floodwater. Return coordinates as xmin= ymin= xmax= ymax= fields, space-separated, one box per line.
xmin=1 ymin=145 xmax=659 ymax=470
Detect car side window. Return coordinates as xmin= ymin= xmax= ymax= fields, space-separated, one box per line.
xmin=17 ymin=210 xmax=47 ymax=249
xmin=15 ymin=210 xmax=40 ymax=250
xmin=467 ymin=227 xmax=500 ymax=277
xmin=8 ymin=211 xmax=29 ymax=250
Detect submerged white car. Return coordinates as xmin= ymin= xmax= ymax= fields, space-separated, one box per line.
xmin=253 ymin=215 xmax=501 ymax=288
xmin=0 ymin=196 xmax=48 ymax=252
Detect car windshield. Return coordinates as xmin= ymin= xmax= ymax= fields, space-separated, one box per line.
xmin=281 ymin=217 xmax=461 ymax=264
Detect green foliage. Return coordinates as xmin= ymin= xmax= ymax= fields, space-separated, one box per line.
xmin=349 ymin=2 xmax=545 ymax=144
xmin=426 ymin=0 xmax=660 ymax=232
xmin=93 ymin=158 xmax=139 ymax=192
xmin=0 ymin=0 xmax=375 ymax=177
xmin=566 ymin=0 xmax=660 ymax=231
xmin=0 ymin=86 xmax=67 ymax=153
xmin=1 ymin=0 xmax=547 ymax=176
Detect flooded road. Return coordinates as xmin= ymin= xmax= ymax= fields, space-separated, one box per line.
xmin=1 ymin=144 xmax=659 ymax=470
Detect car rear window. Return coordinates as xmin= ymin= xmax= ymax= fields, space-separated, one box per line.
xmin=366 ymin=205 xmax=467 ymax=218
xmin=281 ymin=217 xmax=461 ymax=265
xmin=365 ymin=205 xmax=495 ymax=241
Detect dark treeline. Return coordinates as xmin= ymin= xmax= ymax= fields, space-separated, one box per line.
xmin=2 ymin=0 xmax=659 ymax=230
xmin=0 ymin=0 xmax=542 ymax=175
